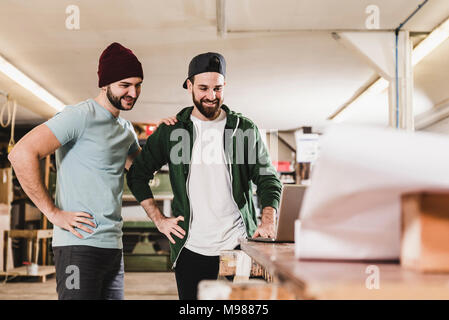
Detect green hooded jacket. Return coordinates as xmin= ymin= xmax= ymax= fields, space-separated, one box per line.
xmin=127 ymin=105 xmax=282 ymax=268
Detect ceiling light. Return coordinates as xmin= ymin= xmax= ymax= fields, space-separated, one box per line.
xmin=0 ymin=54 xmax=64 ymax=112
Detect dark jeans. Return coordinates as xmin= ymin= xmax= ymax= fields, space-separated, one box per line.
xmin=174 ymin=248 xmax=220 ymax=300
xmin=53 ymin=245 xmax=124 ymax=300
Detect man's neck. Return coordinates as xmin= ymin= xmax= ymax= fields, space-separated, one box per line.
xmin=94 ymin=94 xmax=120 ymax=118
xmin=191 ymin=106 xmax=221 ymax=121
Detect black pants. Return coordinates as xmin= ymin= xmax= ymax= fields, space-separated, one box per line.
xmin=174 ymin=248 xmax=220 ymax=300
xmin=53 ymin=245 xmax=124 ymax=300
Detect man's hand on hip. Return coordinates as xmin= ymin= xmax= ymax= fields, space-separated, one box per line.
xmin=154 ymin=215 xmax=185 ymax=244
xmin=47 ymin=209 xmax=96 ymax=239
xmin=140 ymin=198 xmax=185 ymax=244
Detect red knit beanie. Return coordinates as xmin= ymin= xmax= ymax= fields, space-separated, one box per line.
xmin=97 ymin=42 xmax=144 ymax=87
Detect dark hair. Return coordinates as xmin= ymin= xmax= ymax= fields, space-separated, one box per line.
xmin=188 ymin=75 xmax=195 ymax=85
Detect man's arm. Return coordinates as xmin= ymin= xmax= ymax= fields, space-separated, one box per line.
xmin=246 ymin=124 xmax=283 ymax=238
xmin=127 ymin=124 xmax=185 ymax=243
xmin=140 ymin=198 xmax=185 ymax=244
xmin=124 ymin=116 xmax=178 ymax=171
xmin=8 ymin=124 xmax=96 ymax=238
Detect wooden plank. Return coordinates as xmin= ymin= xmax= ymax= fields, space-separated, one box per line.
xmin=36 ymin=229 xmax=53 ymax=239
xmin=2 ymin=230 xmax=8 ymax=272
xmin=32 ymin=239 xmax=39 ymax=264
xmin=0 ymin=168 xmax=13 ymax=272
xmin=0 ymin=168 xmax=13 ymax=205
xmin=198 ymin=280 xmax=297 ymax=300
xmin=8 ymin=229 xmax=53 ymax=239
xmin=0 ymin=266 xmax=55 ymax=283
xmin=219 ymin=250 xmax=272 ymax=281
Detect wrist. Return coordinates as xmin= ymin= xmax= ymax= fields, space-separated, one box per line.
xmin=45 ymin=206 xmax=61 ymax=221
xmin=152 ymin=212 xmax=166 ymax=226
xmin=261 ymin=206 xmax=276 ymax=223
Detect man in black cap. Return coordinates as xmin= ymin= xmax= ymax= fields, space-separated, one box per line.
xmin=127 ymin=52 xmax=282 ymax=300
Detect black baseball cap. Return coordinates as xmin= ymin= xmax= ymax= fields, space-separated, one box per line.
xmin=182 ymin=52 xmax=226 ymax=89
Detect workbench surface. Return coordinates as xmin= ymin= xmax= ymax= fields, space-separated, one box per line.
xmin=239 ymin=239 xmax=449 ymax=299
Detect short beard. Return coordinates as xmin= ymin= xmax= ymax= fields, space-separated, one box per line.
xmin=192 ymin=93 xmax=222 ymax=120
xmin=106 ymin=86 xmax=135 ymax=111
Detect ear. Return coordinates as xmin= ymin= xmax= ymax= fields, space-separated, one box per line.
xmin=187 ymin=79 xmax=193 ymax=93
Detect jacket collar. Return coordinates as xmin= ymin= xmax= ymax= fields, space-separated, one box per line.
xmin=176 ymin=104 xmax=239 ymax=128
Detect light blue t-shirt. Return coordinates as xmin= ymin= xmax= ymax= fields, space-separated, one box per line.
xmin=45 ymin=99 xmax=139 ymax=249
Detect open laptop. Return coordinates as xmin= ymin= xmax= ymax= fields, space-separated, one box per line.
xmin=248 ymin=184 xmax=307 ymax=243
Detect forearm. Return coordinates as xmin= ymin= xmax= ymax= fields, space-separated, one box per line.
xmin=9 ymin=151 xmax=58 ymax=219
xmin=140 ymin=198 xmax=166 ymax=225
xmin=140 ymin=198 xmax=185 ymax=244
xmin=261 ymin=206 xmax=276 ymax=224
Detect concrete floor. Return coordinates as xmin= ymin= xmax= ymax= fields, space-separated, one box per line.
xmin=0 ymin=272 xmax=179 ymax=300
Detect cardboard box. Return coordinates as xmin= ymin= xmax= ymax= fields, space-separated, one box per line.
xmin=401 ymin=192 xmax=449 ymax=273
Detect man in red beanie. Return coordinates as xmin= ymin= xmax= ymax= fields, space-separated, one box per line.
xmin=9 ymin=42 xmax=173 ymax=300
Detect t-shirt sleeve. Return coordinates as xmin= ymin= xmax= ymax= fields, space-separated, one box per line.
xmin=127 ymin=121 xmax=140 ymax=155
xmin=44 ymin=106 xmax=87 ymax=146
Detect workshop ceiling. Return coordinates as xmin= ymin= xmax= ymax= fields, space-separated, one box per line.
xmin=1 ymin=0 xmax=449 ymax=130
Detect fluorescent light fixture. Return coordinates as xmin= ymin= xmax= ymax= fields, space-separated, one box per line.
xmin=333 ymin=16 xmax=449 ymax=122
xmin=0 ymin=54 xmax=65 ymax=111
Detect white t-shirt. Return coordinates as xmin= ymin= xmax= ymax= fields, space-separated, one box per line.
xmin=185 ymin=110 xmax=247 ymax=256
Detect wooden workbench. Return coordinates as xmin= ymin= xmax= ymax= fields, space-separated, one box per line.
xmin=1 ymin=229 xmax=55 ymax=282
xmin=239 ymin=239 xmax=449 ymax=299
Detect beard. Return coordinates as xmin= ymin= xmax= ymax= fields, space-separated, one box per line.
xmin=106 ymin=86 xmax=136 ymax=111
xmin=192 ymin=92 xmax=223 ymax=120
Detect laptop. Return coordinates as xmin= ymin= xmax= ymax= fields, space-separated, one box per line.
xmin=248 ymin=184 xmax=307 ymax=243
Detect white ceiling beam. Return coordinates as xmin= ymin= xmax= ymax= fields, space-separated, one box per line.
xmin=415 ymin=98 xmax=449 ymax=130
xmin=388 ymin=30 xmax=414 ymax=130
xmin=336 ymin=31 xmax=396 ymax=81
xmin=330 ymin=15 xmax=449 ymax=126
xmin=216 ymin=0 xmax=227 ymax=38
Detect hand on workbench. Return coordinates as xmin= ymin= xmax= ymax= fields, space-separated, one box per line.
xmin=155 ymin=215 xmax=185 ymax=244
xmin=252 ymin=222 xmax=276 ymax=239
xmin=47 ymin=209 xmax=96 ymax=239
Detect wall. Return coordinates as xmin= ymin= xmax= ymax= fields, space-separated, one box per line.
xmin=266 ymin=131 xmax=296 ymax=163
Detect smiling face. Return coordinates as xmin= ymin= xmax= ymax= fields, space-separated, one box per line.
xmin=105 ymin=77 xmax=142 ymax=111
xmin=187 ymin=72 xmax=225 ymax=120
